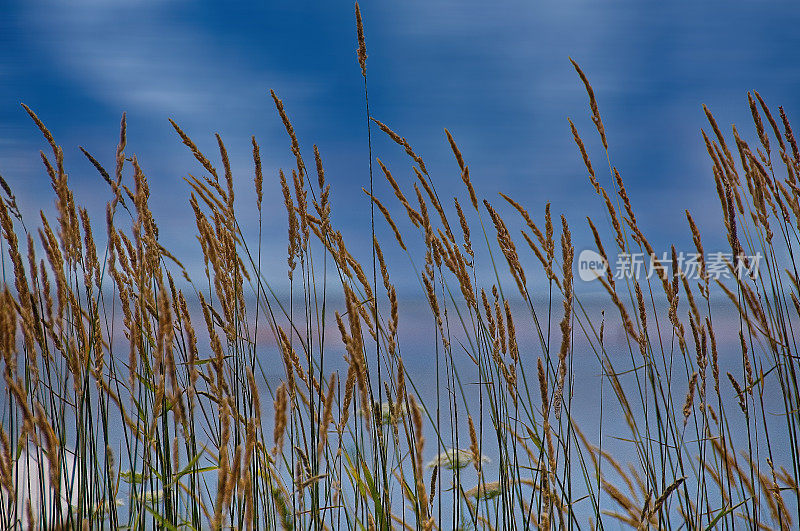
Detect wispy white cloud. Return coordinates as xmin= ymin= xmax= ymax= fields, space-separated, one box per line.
xmin=23 ymin=1 xmax=317 ymax=118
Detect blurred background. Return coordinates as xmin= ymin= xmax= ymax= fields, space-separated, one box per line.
xmin=4 ymin=3 xmax=800 ymax=521
xmin=2 ymin=0 xmax=800 ymax=291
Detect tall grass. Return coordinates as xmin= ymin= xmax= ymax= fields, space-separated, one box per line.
xmin=0 ymin=6 xmax=799 ymax=529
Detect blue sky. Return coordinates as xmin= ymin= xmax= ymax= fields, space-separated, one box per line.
xmin=3 ymin=0 xmax=800 ymax=289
